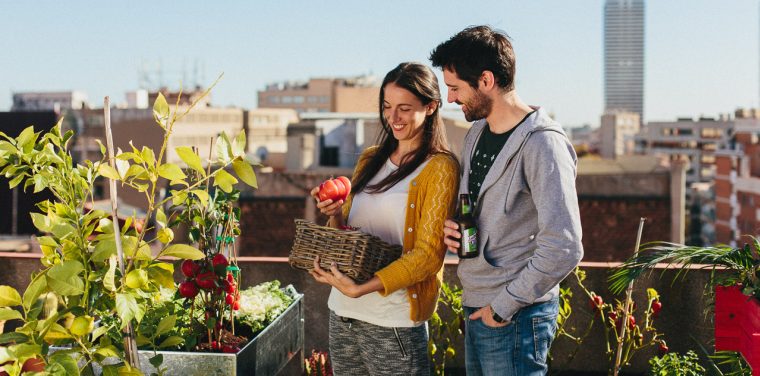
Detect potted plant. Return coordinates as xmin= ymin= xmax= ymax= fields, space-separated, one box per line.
xmin=648 ymin=350 xmax=705 ymax=376
xmin=0 ymin=85 xmax=302 ymax=376
xmin=609 ymin=239 xmax=760 ymax=373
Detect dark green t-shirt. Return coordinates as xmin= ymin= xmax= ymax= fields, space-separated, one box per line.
xmin=468 ymin=111 xmax=535 ymax=203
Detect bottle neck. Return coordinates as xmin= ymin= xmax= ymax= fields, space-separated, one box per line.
xmin=459 ymin=197 xmax=472 ymax=215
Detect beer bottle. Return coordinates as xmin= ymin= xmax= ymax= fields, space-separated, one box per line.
xmin=455 ymin=194 xmax=478 ymax=259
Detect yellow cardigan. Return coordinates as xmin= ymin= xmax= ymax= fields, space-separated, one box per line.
xmin=341 ymin=146 xmax=460 ymax=322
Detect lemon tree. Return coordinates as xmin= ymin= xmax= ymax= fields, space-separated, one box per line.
xmin=0 ymin=80 xmax=258 ymax=375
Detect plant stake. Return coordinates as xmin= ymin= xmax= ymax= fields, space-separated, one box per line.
xmin=104 ymin=96 xmax=141 ymax=369
xmin=613 ymin=217 xmax=645 ymax=376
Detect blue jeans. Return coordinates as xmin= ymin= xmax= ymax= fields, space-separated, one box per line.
xmin=464 ymin=298 xmax=558 ymax=376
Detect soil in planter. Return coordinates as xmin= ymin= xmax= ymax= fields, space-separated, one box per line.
xmin=196 ymin=329 xmax=248 ymax=353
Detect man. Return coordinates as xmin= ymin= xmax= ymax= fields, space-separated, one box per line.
xmin=431 ymin=26 xmax=583 ymax=375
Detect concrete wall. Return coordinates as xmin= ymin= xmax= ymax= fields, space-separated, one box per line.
xmin=0 ymin=253 xmax=722 ymax=375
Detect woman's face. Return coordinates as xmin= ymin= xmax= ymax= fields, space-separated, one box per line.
xmin=382 ymin=82 xmax=433 ymax=144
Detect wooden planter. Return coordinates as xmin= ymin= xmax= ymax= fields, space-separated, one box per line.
xmin=715 ymin=285 xmax=759 ymax=374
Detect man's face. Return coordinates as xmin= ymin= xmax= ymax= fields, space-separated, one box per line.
xmin=443 ymin=68 xmax=492 ymax=122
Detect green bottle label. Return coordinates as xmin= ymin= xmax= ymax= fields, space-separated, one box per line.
xmin=462 ymin=228 xmax=478 ymax=255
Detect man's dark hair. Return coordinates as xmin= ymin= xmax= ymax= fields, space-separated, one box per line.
xmin=430 ymin=25 xmax=516 ymax=91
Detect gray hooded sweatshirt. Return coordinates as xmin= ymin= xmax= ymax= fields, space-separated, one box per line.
xmin=457 ymin=107 xmax=584 ymax=323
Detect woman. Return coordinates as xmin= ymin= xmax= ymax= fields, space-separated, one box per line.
xmin=309 ymin=62 xmax=459 ymax=375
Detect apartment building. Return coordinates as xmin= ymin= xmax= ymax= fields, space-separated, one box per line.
xmin=600 ymin=110 xmax=640 ymax=159
xmin=12 ymin=91 xmax=88 ymax=112
xmin=247 ymin=108 xmax=299 ymax=170
xmin=635 ymin=115 xmax=732 ymax=185
xmin=257 ymin=76 xmax=379 ymax=114
xmin=714 ymin=110 xmax=760 ymax=246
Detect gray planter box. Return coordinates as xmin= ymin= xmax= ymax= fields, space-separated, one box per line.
xmin=139 ymin=292 xmax=304 ymax=376
xmin=52 ymin=292 xmax=304 ymax=376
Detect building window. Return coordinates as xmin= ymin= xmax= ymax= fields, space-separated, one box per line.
xmin=701 ymin=128 xmax=720 ymax=138
xmin=282 ymin=96 xmax=293 ymax=104
xmin=319 ymin=96 xmax=329 ymax=103
xmin=268 ymin=96 xmax=280 ymax=104
xmin=320 ymin=146 xmax=339 ymax=166
xmin=307 ymin=96 xmax=318 ymax=103
xmin=701 ymin=167 xmax=714 ymax=179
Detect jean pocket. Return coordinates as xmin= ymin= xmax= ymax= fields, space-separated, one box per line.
xmin=531 ymin=314 xmax=558 ymax=364
xmin=392 ymin=328 xmax=408 ymax=358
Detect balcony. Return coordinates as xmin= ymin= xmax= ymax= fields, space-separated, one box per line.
xmin=0 ymin=249 xmax=731 ymax=375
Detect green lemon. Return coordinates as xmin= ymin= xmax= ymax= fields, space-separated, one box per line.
xmin=70 ymin=315 xmax=94 ymax=337
xmin=62 ymin=312 xmax=75 ymax=329
xmin=157 ymin=228 xmax=174 ymax=244
xmin=125 ymin=269 xmax=149 ymax=289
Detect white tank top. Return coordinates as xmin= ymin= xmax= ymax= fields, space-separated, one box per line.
xmin=327 ymin=158 xmax=430 ymax=327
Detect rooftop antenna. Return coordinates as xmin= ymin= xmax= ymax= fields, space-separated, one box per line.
xmin=193 ymin=59 xmax=200 ymax=88
xmin=182 ymin=58 xmax=188 ymax=88
xmin=159 ymin=58 xmax=165 ymax=89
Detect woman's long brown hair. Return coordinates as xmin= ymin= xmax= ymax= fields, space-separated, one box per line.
xmin=352 ymin=62 xmax=457 ymax=194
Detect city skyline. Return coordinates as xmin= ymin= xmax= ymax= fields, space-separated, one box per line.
xmin=1 ymin=0 xmax=757 ymax=127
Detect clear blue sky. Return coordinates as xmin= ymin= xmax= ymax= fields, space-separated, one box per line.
xmin=1 ymin=0 xmax=757 ymax=127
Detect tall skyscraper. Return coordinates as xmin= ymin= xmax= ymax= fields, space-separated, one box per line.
xmin=604 ymin=0 xmax=645 ymax=122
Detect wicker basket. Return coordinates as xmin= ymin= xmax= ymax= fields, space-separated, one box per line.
xmin=289 ymin=219 xmax=403 ymax=282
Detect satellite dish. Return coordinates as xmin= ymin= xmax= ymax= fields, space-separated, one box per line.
xmin=256 ymin=146 xmax=269 ymax=162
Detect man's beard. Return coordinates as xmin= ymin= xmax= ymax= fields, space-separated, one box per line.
xmin=462 ymin=90 xmax=492 ymax=122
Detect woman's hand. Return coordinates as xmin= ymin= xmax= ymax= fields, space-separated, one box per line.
xmin=309 ymin=256 xmax=360 ymax=298
xmin=310 ymin=186 xmax=344 ymax=218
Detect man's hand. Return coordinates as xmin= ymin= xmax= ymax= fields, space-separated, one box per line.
xmin=469 ymin=305 xmax=509 ymax=328
xmin=309 ymin=256 xmax=360 ymax=298
xmin=443 ymin=219 xmax=461 ymax=254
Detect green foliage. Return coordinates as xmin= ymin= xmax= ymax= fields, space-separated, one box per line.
xmin=550 ymin=268 xmax=597 ymax=368
xmin=428 ymin=281 xmax=463 ymax=375
xmin=0 ymin=285 xmax=22 ymax=307
xmin=649 ymin=351 xmax=705 ymax=376
xmin=609 ymin=239 xmax=760 ymax=297
xmin=0 ymin=77 xmax=261 ymax=374
xmin=705 ymin=351 xmax=753 ymax=376
xmin=548 ymin=267 xmax=666 ymax=375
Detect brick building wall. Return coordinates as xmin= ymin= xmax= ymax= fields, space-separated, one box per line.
xmin=238 ymin=197 xmax=330 ymax=257
xmin=714 ymin=127 xmax=760 ymax=245
xmin=237 ymin=168 xmax=678 ymax=262
xmin=578 ymin=196 xmax=671 ymax=261
xmin=236 ymin=171 xmax=338 ymax=257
